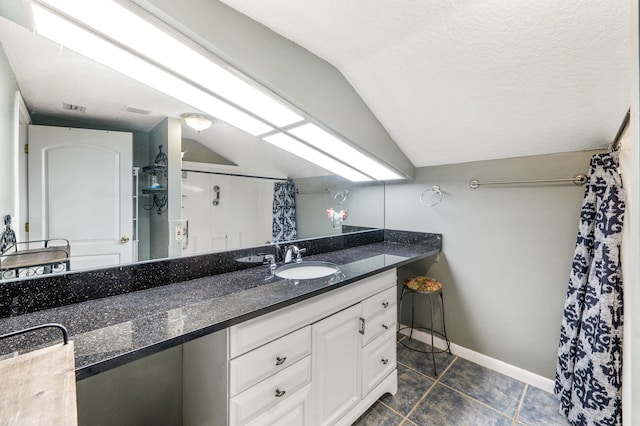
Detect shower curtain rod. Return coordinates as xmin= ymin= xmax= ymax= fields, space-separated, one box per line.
xmin=181 ymin=168 xmax=289 ymax=181
xmin=469 ymin=174 xmax=588 ymax=189
xmin=609 ymin=108 xmax=630 ymax=152
xmin=295 ymin=188 xmax=330 ymax=195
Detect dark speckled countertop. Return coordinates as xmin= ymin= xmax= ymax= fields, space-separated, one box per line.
xmin=0 ymin=235 xmax=439 ymax=380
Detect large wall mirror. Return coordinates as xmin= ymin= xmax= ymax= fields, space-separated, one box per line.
xmin=0 ymin=6 xmax=385 ymax=279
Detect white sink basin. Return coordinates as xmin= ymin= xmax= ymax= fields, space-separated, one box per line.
xmin=275 ymin=261 xmax=340 ymax=280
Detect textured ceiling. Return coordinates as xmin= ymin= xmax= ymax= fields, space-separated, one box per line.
xmin=220 ymin=0 xmax=632 ymax=167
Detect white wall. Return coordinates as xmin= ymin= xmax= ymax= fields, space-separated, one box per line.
xmin=386 ymin=150 xmax=598 ymax=378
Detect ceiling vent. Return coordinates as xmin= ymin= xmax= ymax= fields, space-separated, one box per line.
xmin=125 ymin=106 xmax=152 ymax=115
xmin=62 ymin=102 xmax=86 ymax=113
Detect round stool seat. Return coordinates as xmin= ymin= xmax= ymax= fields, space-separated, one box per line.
xmin=404 ymin=276 xmax=442 ymax=293
xmin=398 ymin=276 xmax=451 ymax=376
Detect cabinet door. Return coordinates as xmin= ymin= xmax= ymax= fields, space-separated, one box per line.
xmin=311 ymin=304 xmax=362 ymax=426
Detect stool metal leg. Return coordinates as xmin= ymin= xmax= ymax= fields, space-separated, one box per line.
xmin=398 ymin=286 xmax=451 ymax=377
xmin=409 ymin=292 xmax=415 ymax=341
xmin=427 ymin=293 xmax=437 ymax=375
xmin=439 ymin=292 xmax=452 ymax=355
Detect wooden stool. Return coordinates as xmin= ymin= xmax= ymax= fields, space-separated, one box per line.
xmin=398 ymin=276 xmax=451 ymax=376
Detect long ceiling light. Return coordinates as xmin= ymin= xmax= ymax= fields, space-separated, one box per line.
xmin=264 ymin=133 xmax=372 ymax=182
xmin=32 ymin=0 xmax=407 ymax=182
xmin=287 ymin=123 xmax=405 ymax=180
xmin=32 ymin=2 xmax=272 ymax=135
xmin=34 ymin=0 xmax=303 ymax=129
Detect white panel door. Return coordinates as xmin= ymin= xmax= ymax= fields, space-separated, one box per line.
xmin=28 ymin=125 xmax=133 ymax=271
xmin=311 ymin=304 xmax=362 ymax=426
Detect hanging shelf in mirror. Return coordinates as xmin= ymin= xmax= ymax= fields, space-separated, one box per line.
xmin=142 ymin=145 xmax=169 ymax=214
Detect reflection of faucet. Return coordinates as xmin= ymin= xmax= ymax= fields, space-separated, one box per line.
xmin=263 ymin=254 xmax=277 ymax=272
xmin=272 ymin=243 xmax=284 ymax=263
xmin=284 ymin=245 xmax=307 ymax=264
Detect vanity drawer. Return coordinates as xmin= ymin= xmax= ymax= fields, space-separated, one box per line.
xmin=230 ymin=326 xmax=311 ymax=396
xmin=362 ymin=306 xmax=397 ymax=347
xmin=230 ymin=356 xmax=311 ymax=425
xmin=245 ymin=384 xmax=311 ymax=426
xmin=230 ymin=269 xmax=397 ymax=357
xmin=361 ymin=286 xmax=396 ymax=321
xmin=362 ymin=329 xmax=397 ymax=396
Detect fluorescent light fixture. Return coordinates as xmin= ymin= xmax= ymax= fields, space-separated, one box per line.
xmin=288 ymin=123 xmax=405 ymax=180
xmin=35 ymin=0 xmax=303 ymax=128
xmin=32 ymin=3 xmax=272 ymax=135
xmin=32 ymin=0 xmax=407 ymax=181
xmin=264 ymin=133 xmax=372 ymax=182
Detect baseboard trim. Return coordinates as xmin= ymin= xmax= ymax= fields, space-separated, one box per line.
xmin=398 ymin=326 xmax=555 ymax=393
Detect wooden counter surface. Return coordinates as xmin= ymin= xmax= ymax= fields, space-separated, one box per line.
xmin=0 ymin=342 xmax=77 ymax=425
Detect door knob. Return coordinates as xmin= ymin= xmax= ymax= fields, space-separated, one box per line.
xmin=120 ymin=235 xmax=130 ymax=243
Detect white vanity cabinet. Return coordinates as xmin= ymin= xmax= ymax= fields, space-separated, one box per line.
xmin=183 ymin=269 xmax=398 ymax=426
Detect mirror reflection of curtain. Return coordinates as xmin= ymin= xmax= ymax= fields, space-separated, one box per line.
xmin=272 ymin=181 xmax=297 ymax=242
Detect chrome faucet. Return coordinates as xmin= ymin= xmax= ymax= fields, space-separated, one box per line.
xmin=284 ymin=245 xmax=306 ymax=263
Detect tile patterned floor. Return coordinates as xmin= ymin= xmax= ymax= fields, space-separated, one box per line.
xmin=353 ymin=337 xmax=570 ymax=426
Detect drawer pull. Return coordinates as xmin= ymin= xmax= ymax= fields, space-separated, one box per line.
xmin=275 ymin=389 xmax=286 ymax=398
xmin=382 ymin=301 xmax=389 ymax=308
xmin=382 ymin=324 xmax=389 ymax=330
xmin=381 ymin=358 xmax=389 ymax=365
xmin=275 ymin=356 xmax=287 ymax=366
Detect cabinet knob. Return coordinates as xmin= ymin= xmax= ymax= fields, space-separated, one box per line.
xmin=382 ymin=301 xmax=389 ymax=308
xmin=382 ymin=324 xmax=389 ymax=330
xmin=275 ymin=389 xmax=286 ymax=398
xmin=381 ymin=358 xmax=389 ymax=365
xmin=120 ymin=235 xmax=130 ymax=243
xmin=275 ymin=356 xmax=287 ymax=366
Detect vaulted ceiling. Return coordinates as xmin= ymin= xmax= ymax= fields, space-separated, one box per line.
xmin=220 ymin=0 xmax=632 ymax=167
xmin=0 ymin=1 xmax=631 ymax=177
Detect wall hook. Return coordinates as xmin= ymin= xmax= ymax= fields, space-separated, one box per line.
xmin=420 ymin=186 xmax=443 ymax=207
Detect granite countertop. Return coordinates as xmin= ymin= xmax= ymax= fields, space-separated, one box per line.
xmin=0 ymin=240 xmax=438 ymax=379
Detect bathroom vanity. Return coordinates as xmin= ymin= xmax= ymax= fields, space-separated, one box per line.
xmin=184 ymin=269 xmax=398 ymax=426
xmin=0 ymin=230 xmax=441 ymax=425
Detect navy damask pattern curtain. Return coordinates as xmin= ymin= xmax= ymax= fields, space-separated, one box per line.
xmin=555 ymin=152 xmax=625 ymax=425
xmin=272 ymin=180 xmax=297 ymax=243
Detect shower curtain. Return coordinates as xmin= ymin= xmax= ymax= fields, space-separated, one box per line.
xmin=555 ymin=152 xmax=625 ymax=425
xmin=272 ymin=180 xmax=297 ymax=242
